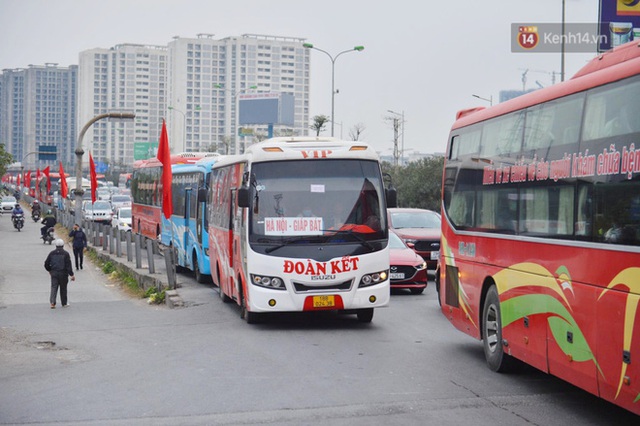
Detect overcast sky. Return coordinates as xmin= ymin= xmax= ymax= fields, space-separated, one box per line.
xmin=0 ymin=0 xmax=598 ymax=156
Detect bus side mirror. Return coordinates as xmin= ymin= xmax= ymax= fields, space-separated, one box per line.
xmin=238 ymin=186 xmax=250 ymax=208
xmin=386 ymin=187 xmax=397 ymax=208
xmin=197 ymin=188 xmax=207 ymax=203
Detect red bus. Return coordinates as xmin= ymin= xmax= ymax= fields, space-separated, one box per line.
xmin=36 ymin=172 xmax=67 ymax=206
xmin=131 ymin=152 xmax=215 ymax=239
xmin=440 ymin=40 xmax=640 ymax=415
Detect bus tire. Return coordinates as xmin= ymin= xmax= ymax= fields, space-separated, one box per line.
xmin=482 ymin=285 xmax=514 ymax=372
xmin=193 ymin=255 xmax=208 ymax=283
xmin=356 ymin=308 xmax=374 ymax=323
xmin=219 ymin=281 xmax=232 ymax=303
xmin=239 ymin=285 xmax=261 ymax=324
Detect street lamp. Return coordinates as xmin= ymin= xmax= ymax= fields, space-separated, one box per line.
xmin=168 ymin=106 xmax=185 ymax=152
xmin=214 ymin=84 xmax=257 ymax=154
xmin=387 ymin=110 xmax=405 ymax=166
xmin=20 ymin=151 xmax=38 ymax=192
xmin=75 ymin=112 xmax=135 ymax=223
xmin=303 ymin=42 xmax=364 ymax=137
xmin=472 ymin=94 xmax=493 ymax=106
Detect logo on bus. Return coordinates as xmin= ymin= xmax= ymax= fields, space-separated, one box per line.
xmin=517 ymin=26 xmax=539 ymax=50
xmin=283 ymin=256 xmax=360 ymax=276
xmin=301 ymin=150 xmax=333 ymax=159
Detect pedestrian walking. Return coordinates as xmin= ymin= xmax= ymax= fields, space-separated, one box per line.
xmin=44 ymin=239 xmax=75 ymax=309
xmin=69 ymin=224 xmax=88 ymax=270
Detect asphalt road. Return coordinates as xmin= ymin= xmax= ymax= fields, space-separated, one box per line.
xmin=0 ymin=213 xmax=637 ymax=425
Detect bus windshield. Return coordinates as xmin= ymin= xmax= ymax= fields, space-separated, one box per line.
xmin=249 ymin=159 xmax=387 ymax=245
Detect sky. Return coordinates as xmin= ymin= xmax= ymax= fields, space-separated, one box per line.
xmin=0 ymin=0 xmax=599 ymax=157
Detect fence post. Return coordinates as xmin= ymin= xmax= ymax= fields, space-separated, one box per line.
xmin=115 ymin=229 xmax=122 ymax=258
xmin=146 ymin=238 xmax=155 ymax=274
xmin=163 ymin=245 xmax=177 ymax=290
xmin=102 ymin=224 xmax=108 ymax=251
xmin=135 ymin=233 xmax=142 ymax=269
xmin=126 ymin=231 xmax=133 ymax=262
xmin=108 ymin=226 xmax=115 ymax=255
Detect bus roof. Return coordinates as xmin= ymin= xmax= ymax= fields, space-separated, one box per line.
xmin=134 ymin=152 xmax=220 ymax=168
xmin=212 ymin=136 xmax=380 ymax=169
xmin=452 ymin=40 xmax=640 ymax=131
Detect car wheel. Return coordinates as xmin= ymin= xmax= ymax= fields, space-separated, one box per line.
xmin=482 ymin=285 xmax=515 ymax=372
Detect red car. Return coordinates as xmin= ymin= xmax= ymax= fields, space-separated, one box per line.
xmin=387 ymin=208 xmax=441 ymax=275
xmin=389 ymin=230 xmax=428 ymax=294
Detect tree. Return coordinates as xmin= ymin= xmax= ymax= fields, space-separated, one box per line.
xmin=348 ymin=123 xmax=366 ymax=141
xmin=310 ymin=115 xmax=329 ymax=136
xmin=382 ymin=156 xmax=445 ymax=212
xmin=0 ymin=144 xmax=14 ymax=180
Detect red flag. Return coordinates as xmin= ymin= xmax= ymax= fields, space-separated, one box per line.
xmin=59 ymin=162 xmax=68 ymax=199
xmin=16 ymin=174 xmax=21 ymax=187
xmin=157 ymin=119 xmax=173 ymax=219
xmin=36 ymin=168 xmax=41 ymax=183
xmin=25 ymin=171 xmax=31 ymax=189
xmin=42 ymin=166 xmax=51 ymax=194
xmin=89 ymin=153 xmax=98 ymax=203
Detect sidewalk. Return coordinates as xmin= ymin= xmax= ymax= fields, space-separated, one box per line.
xmin=52 ymin=208 xmax=216 ymax=309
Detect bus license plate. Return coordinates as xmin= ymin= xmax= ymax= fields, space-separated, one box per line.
xmin=390 ymin=273 xmax=405 ymax=279
xmin=430 ymin=251 xmax=440 ymax=260
xmin=313 ymin=295 xmax=335 ymax=308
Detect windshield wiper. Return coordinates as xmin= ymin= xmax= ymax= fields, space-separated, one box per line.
xmin=264 ymin=236 xmax=315 ymax=253
xmin=323 ymin=229 xmax=375 ymax=251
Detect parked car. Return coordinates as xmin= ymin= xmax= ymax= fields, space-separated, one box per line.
xmin=387 ymin=207 xmax=441 ymax=274
xmin=83 ymin=200 xmax=113 ymax=225
xmin=110 ymin=195 xmax=131 ymax=211
xmin=113 ymin=207 xmax=132 ymax=232
xmin=389 ymin=230 xmax=428 ymax=294
xmin=1 ymin=195 xmax=17 ymax=213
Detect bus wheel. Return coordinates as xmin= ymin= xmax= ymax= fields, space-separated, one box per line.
xmin=356 ymin=308 xmax=374 ymax=323
xmin=240 ymin=291 xmax=261 ymax=324
xmin=482 ymin=285 xmax=514 ymax=372
xmin=219 ymin=280 xmax=232 ymax=303
xmin=193 ymin=256 xmax=207 ymax=283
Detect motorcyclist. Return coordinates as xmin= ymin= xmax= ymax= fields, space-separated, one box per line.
xmin=12 ymin=203 xmax=24 ymax=219
xmin=41 ymin=210 xmax=57 ymax=238
xmin=32 ymin=200 xmax=41 ymax=215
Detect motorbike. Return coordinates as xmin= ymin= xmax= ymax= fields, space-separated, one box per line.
xmin=32 ymin=210 xmax=41 ymax=222
xmin=42 ymin=227 xmax=55 ymax=244
xmin=12 ymin=214 xmax=24 ymax=231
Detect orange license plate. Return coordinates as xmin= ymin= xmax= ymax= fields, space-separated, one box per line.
xmin=313 ymin=295 xmax=335 ymax=308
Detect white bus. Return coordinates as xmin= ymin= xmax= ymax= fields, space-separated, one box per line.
xmin=208 ymin=137 xmax=396 ymax=323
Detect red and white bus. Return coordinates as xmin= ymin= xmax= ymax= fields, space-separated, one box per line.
xmin=131 ymin=152 xmax=216 ymax=239
xmin=439 ymin=40 xmax=640 ymax=415
xmin=208 ymin=137 xmax=395 ymax=324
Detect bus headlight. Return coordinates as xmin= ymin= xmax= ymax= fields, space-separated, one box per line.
xmin=251 ymin=274 xmax=286 ymax=290
xmin=359 ymin=270 xmax=389 ymax=288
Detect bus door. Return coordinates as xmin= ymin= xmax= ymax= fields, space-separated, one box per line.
xmin=228 ymin=189 xmax=236 ymax=270
xmin=183 ymin=187 xmax=192 ymax=262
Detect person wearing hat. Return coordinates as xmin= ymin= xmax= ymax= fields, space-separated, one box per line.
xmin=44 ymin=239 xmax=75 ymax=309
xmin=69 ymin=224 xmax=88 ymax=270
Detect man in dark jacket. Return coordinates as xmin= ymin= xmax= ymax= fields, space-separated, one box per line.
xmin=44 ymin=239 xmax=75 ymax=308
xmin=41 ymin=210 xmax=57 ymax=238
xmin=68 ymin=224 xmax=88 ymax=270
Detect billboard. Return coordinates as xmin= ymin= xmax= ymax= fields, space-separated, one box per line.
xmin=599 ymin=0 xmax=640 ymax=51
xmin=238 ymin=92 xmax=295 ymax=126
xmin=38 ymin=145 xmax=57 ymax=161
xmin=134 ymin=142 xmax=159 ymax=160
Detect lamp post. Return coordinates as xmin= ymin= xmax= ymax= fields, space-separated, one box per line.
xmin=387 ymin=110 xmax=405 ymax=166
xmin=214 ymin=84 xmax=257 ymax=154
xmin=472 ymin=94 xmax=493 ymax=106
xmin=168 ymin=106 xmax=185 ymax=153
xmin=20 ymin=151 xmax=38 ymax=193
xmin=75 ymin=112 xmax=135 ymax=223
xmin=303 ymin=43 xmax=364 ymax=137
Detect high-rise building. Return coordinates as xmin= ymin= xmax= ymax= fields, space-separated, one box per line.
xmin=0 ymin=63 xmax=77 ymax=170
xmin=167 ymin=33 xmax=309 ymax=155
xmin=77 ymin=34 xmax=311 ymax=166
xmin=78 ymin=44 xmax=168 ymax=169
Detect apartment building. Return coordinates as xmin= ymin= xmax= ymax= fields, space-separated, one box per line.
xmin=0 ymin=63 xmax=77 ymax=170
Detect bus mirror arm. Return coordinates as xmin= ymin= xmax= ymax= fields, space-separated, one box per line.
xmin=197 ymin=188 xmax=207 ymax=203
xmin=238 ymin=186 xmax=251 ymax=208
xmin=383 ymin=173 xmax=398 ymax=208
